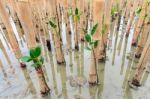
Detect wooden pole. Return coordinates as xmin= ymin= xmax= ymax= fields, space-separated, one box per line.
xmin=93 ymin=0 xmax=105 ymax=61
xmin=132 ymin=0 xmax=147 ymax=46
xmin=15 ymin=1 xmax=37 ymax=49
xmin=126 ymin=0 xmax=139 ymax=36
xmin=135 ymin=25 xmax=150 ymax=58
xmin=131 ymin=34 xmax=150 ymax=86
xmin=0 ymin=0 xmax=22 ymax=58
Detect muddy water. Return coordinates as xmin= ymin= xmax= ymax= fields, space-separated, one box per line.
xmin=0 ymin=16 xmax=150 ymax=99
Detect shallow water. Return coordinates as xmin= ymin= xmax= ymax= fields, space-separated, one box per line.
xmin=0 ymin=16 xmax=150 ymax=99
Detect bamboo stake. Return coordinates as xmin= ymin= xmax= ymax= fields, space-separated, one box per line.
xmin=93 ymin=0 xmax=105 ymax=61
xmin=135 ymin=25 xmax=149 ymax=58
xmin=0 ymin=41 xmax=11 ymax=65
xmin=15 ymin=1 xmax=37 ymax=49
xmin=124 ymin=0 xmax=134 ymax=22
xmin=125 ymin=0 xmax=139 ymax=36
xmin=131 ymin=34 xmax=150 ymax=86
xmin=0 ymin=0 xmax=22 ymax=58
xmin=132 ymin=0 xmax=147 ymax=46
xmin=103 ymin=0 xmax=113 ymax=46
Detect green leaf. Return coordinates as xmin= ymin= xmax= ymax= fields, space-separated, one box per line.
xmin=90 ymin=42 xmax=94 ymax=45
xmin=34 ymin=46 xmax=41 ymax=58
xmin=30 ymin=49 xmax=35 ymax=58
xmin=135 ymin=7 xmax=142 ymax=16
xmin=40 ymin=56 xmax=44 ymax=64
xmin=75 ymin=8 xmax=78 ymax=15
xmin=85 ymin=34 xmax=91 ymax=42
xmin=31 ymin=63 xmax=41 ymax=69
xmin=111 ymin=6 xmax=118 ymax=17
xmin=20 ymin=56 xmax=32 ymax=62
xmin=68 ymin=8 xmax=73 ymax=16
xmin=77 ymin=15 xmax=80 ymax=21
xmin=91 ymin=23 xmax=98 ymax=35
xmin=94 ymin=40 xmax=99 ymax=48
xmin=74 ymin=15 xmax=80 ymax=22
xmin=49 ymin=20 xmax=57 ymax=28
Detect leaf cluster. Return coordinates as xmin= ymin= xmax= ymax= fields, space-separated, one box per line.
xmin=20 ymin=46 xmax=44 ymax=69
xmin=111 ymin=5 xmax=118 ymax=17
xmin=84 ymin=23 xmax=99 ymax=50
xmin=68 ymin=8 xmax=81 ymax=22
xmin=135 ymin=7 xmax=142 ymax=16
xmin=48 ymin=18 xmax=57 ymax=28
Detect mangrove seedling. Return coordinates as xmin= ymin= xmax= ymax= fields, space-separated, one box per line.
xmin=20 ymin=46 xmax=50 ymax=96
xmin=111 ymin=5 xmax=119 ymax=21
xmin=85 ymin=23 xmax=99 ymax=85
xmin=135 ymin=7 xmax=142 ymax=16
xmin=69 ymin=8 xmax=81 ymax=50
xmin=49 ymin=18 xmax=65 ymax=64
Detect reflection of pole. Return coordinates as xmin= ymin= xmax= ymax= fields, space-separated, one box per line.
xmin=76 ymin=51 xmax=80 ymax=77
xmin=48 ymin=52 xmax=58 ymax=95
xmin=96 ymin=62 xmax=105 ymax=98
xmin=0 ymin=59 xmax=10 ymax=85
xmin=112 ymin=31 xmax=119 ymax=65
xmin=20 ymin=63 xmax=36 ymax=97
xmin=117 ymin=34 xmax=124 ymax=56
xmin=122 ymin=60 xmax=132 ymax=89
xmin=120 ymin=38 xmax=128 ymax=75
xmin=59 ymin=65 xmax=68 ymax=99
xmin=80 ymin=42 xmax=84 ymax=76
xmin=123 ymin=86 xmax=132 ymax=99
xmin=140 ymin=63 xmax=150 ymax=85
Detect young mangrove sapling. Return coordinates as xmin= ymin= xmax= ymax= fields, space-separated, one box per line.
xmin=85 ymin=23 xmax=99 ymax=85
xmin=70 ymin=8 xmax=81 ymax=50
xmin=111 ymin=5 xmax=119 ymax=21
xmin=20 ymin=46 xmax=50 ymax=96
xmin=49 ymin=18 xmax=65 ymax=64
